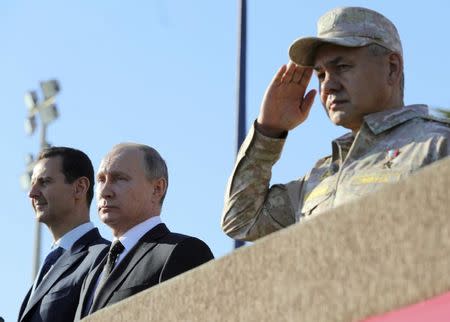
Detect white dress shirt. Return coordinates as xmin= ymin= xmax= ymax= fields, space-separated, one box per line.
xmin=54 ymin=221 xmax=95 ymax=251
xmin=114 ymin=216 xmax=162 ymax=265
xmin=31 ymin=222 xmax=96 ymax=295
xmin=86 ymin=216 xmax=163 ymax=310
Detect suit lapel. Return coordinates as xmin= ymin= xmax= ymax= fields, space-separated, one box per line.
xmin=79 ymin=256 xmax=107 ymax=316
xmin=18 ymin=287 xmax=32 ymax=322
xmin=22 ymin=249 xmax=86 ymax=318
xmin=20 ymin=228 xmax=102 ymax=321
xmin=91 ymin=224 xmax=169 ymax=311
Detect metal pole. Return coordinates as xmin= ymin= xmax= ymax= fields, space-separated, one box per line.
xmin=23 ymin=81 xmax=60 ymax=280
xmin=31 ymin=221 xmax=41 ymax=279
xmin=40 ymin=123 xmax=47 ymax=148
xmin=235 ymin=0 xmax=247 ymax=249
xmin=31 ymin=123 xmax=48 ymax=280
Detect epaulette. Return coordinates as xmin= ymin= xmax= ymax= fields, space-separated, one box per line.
xmin=422 ymin=114 xmax=450 ymax=126
xmin=313 ymin=155 xmax=332 ymax=168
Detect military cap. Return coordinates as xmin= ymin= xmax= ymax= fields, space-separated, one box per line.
xmin=289 ymin=7 xmax=402 ymax=67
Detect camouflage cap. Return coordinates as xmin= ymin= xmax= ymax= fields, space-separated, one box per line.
xmin=289 ymin=7 xmax=402 ymax=67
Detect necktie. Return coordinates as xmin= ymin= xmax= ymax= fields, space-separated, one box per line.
xmin=93 ymin=240 xmax=125 ymax=299
xmin=35 ymin=246 xmax=65 ymax=287
xmin=103 ymin=240 xmax=125 ymax=276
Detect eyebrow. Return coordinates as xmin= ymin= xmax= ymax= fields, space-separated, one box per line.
xmin=96 ymin=170 xmax=129 ymax=180
xmin=31 ymin=176 xmax=53 ymax=185
xmin=314 ymin=56 xmax=345 ymax=71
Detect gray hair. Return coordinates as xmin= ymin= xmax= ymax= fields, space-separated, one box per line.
xmin=366 ymin=43 xmax=404 ymax=102
xmin=138 ymin=145 xmax=169 ymax=204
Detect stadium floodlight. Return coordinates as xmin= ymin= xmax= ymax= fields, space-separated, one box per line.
xmin=24 ymin=115 xmax=36 ymax=136
xmin=24 ymin=91 xmax=38 ymax=111
xmin=25 ymin=153 xmax=34 ymax=164
xmin=20 ymin=172 xmax=32 ymax=191
xmin=39 ymin=103 xmax=59 ymax=125
xmin=40 ymin=80 xmax=60 ymax=100
xmin=20 ymin=154 xmax=34 ymax=190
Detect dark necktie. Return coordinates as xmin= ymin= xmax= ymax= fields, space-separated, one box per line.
xmin=35 ymin=246 xmax=65 ymax=287
xmin=103 ymin=240 xmax=125 ymax=275
xmin=92 ymin=240 xmax=125 ymax=300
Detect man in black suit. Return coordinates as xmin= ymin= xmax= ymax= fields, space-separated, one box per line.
xmin=18 ymin=147 xmax=109 ymax=322
xmin=75 ymin=143 xmax=214 ymax=319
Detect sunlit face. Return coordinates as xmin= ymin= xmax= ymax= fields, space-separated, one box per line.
xmin=28 ymin=157 xmax=75 ymax=227
xmin=96 ymin=147 xmax=160 ymax=237
xmin=314 ymin=44 xmax=391 ymax=131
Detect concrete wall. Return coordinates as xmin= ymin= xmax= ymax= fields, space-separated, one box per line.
xmin=84 ymin=158 xmax=450 ymax=322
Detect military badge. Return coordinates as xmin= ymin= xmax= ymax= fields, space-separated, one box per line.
xmin=383 ymin=148 xmax=400 ymax=169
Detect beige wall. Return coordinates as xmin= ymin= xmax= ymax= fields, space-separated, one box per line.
xmin=84 ymin=158 xmax=450 ymax=322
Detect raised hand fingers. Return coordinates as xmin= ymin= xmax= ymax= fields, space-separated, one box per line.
xmin=299 ymin=68 xmax=313 ymax=88
xmin=271 ymin=64 xmax=288 ymax=86
xmin=291 ymin=64 xmax=304 ymax=83
xmin=280 ymin=62 xmax=296 ymax=83
xmin=300 ymin=89 xmax=317 ymax=116
xmin=259 ymin=64 xmax=316 ymax=134
xmin=280 ymin=63 xmax=313 ymax=89
xmin=292 ymin=65 xmax=313 ymax=89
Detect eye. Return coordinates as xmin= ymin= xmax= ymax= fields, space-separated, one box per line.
xmin=316 ymin=71 xmax=325 ymax=82
xmin=38 ymin=178 xmax=51 ymax=186
xmin=337 ymin=64 xmax=351 ymax=72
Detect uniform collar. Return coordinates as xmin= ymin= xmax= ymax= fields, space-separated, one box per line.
xmin=363 ymin=104 xmax=429 ymax=135
xmin=330 ymin=105 xmax=428 ymax=162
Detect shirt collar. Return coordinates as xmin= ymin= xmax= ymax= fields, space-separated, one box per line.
xmin=54 ymin=222 xmax=95 ymax=251
xmin=363 ymin=104 xmax=428 ymax=135
xmin=115 ymin=216 xmax=162 ymax=253
xmin=330 ymin=105 xmax=429 ymax=162
xmin=331 ymin=132 xmax=354 ymax=162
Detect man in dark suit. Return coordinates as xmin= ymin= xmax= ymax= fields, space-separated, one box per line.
xmin=18 ymin=147 xmax=109 ymax=322
xmin=75 ymin=143 xmax=214 ymax=319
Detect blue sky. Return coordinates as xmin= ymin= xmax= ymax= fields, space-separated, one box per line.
xmin=1 ymin=1 xmax=449 ymax=320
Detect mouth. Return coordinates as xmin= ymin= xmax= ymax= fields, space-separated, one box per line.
xmin=326 ymin=94 xmax=349 ymax=112
xmin=34 ymin=202 xmax=47 ymax=210
xmin=327 ymin=98 xmax=348 ymax=111
xmin=98 ymin=205 xmax=118 ymax=212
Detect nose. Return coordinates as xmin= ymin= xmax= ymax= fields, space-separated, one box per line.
xmin=321 ymin=72 xmax=341 ymax=95
xmin=28 ymin=183 xmax=40 ymax=199
xmin=97 ymin=179 xmax=114 ymax=201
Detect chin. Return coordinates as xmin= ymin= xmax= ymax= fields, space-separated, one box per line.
xmin=99 ymin=212 xmax=110 ymax=223
xmin=330 ymin=116 xmax=345 ymax=127
xmin=330 ymin=114 xmax=353 ymax=130
xmin=35 ymin=212 xmax=47 ymax=223
xmin=100 ymin=212 xmax=119 ymax=226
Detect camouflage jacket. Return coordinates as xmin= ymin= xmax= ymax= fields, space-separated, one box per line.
xmin=222 ymin=105 xmax=450 ymax=241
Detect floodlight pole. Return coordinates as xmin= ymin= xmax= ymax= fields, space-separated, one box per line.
xmin=23 ymin=80 xmax=60 ymax=280
xmin=31 ymin=122 xmax=51 ymax=280
xmin=31 ymin=209 xmax=42 ymax=279
xmin=234 ymin=0 xmax=247 ymax=249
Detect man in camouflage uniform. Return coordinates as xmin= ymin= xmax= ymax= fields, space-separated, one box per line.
xmin=221 ymin=7 xmax=450 ymax=241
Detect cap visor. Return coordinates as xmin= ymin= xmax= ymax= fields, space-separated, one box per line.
xmin=289 ymin=36 xmax=373 ymax=67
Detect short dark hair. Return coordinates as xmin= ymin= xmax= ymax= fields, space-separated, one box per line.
xmin=38 ymin=147 xmax=94 ymax=207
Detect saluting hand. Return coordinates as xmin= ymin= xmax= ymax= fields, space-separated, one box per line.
xmin=257 ymin=62 xmax=316 ymax=137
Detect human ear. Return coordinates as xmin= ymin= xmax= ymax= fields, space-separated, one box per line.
xmin=74 ymin=177 xmax=89 ymax=200
xmin=152 ymin=178 xmax=167 ymax=200
xmin=387 ymin=52 xmax=403 ymax=86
